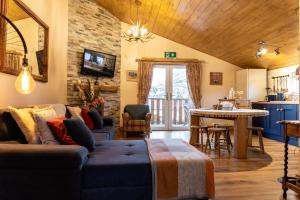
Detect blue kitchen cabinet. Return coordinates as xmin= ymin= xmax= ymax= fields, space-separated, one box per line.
xmin=252 ymin=103 xmax=299 ymax=146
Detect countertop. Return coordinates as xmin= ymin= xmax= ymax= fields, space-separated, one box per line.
xmin=252 ymin=101 xmax=299 ymax=105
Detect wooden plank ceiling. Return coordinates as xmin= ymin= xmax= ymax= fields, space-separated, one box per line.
xmin=7 ymin=0 xmax=29 ymax=21
xmin=97 ymin=0 xmax=299 ymax=69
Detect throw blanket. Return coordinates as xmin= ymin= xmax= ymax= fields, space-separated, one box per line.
xmin=146 ymin=139 xmax=215 ymax=200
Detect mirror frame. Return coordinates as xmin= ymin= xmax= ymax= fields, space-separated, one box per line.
xmin=0 ymin=0 xmax=49 ymax=82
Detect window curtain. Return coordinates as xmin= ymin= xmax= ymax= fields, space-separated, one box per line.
xmin=137 ymin=61 xmax=153 ymax=104
xmin=186 ymin=62 xmax=202 ymax=108
xmin=0 ymin=0 xmax=7 ymax=68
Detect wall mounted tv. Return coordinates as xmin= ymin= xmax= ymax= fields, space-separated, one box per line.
xmin=81 ymin=49 xmax=116 ymax=77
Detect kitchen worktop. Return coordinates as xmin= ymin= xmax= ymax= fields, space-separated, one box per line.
xmin=253 ymin=101 xmax=299 ymax=105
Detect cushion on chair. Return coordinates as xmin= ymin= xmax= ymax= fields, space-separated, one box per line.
xmin=124 ymin=105 xmax=150 ymax=120
xmin=128 ymin=120 xmax=146 ymax=126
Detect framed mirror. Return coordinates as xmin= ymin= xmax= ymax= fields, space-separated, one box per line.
xmin=0 ymin=0 xmax=49 ymax=82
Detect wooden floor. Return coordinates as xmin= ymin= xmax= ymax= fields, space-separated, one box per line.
xmin=117 ymin=131 xmax=300 ymax=200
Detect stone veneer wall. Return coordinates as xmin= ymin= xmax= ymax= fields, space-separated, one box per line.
xmin=67 ymin=0 xmax=121 ymax=125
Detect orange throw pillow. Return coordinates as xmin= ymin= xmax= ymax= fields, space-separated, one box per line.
xmin=81 ymin=108 xmax=95 ymax=129
xmin=47 ymin=116 xmax=76 ymax=145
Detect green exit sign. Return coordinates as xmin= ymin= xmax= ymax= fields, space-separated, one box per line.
xmin=164 ymin=52 xmax=177 ymax=58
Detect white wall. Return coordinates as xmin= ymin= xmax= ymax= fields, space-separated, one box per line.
xmin=0 ymin=0 xmax=68 ymax=106
xmin=121 ymin=22 xmax=241 ymax=120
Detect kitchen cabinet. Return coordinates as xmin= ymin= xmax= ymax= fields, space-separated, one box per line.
xmin=252 ymin=103 xmax=299 ymax=146
xmin=236 ymin=69 xmax=267 ymax=101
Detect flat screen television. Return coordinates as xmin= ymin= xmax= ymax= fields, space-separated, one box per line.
xmin=81 ymin=49 xmax=116 ymax=77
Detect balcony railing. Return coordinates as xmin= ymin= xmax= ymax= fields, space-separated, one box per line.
xmin=147 ymin=97 xmax=189 ymax=126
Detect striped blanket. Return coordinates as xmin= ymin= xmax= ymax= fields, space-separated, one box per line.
xmin=146 ymin=139 xmax=215 ymax=200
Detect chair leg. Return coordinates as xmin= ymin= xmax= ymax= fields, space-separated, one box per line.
xmin=205 ymin=131 xmax=211 ymax=152
xmin=258 ymin=130 xmax=265 ymax=153
xmin=225 ymin=131 xmax=231 ymax=154
xmin=248 ymin=130 xmax=253 ymax=147
xmin=216 ymin=132 xmax=221 ymax=157
xmin=200 ymin=129 xmax=204 ymax=151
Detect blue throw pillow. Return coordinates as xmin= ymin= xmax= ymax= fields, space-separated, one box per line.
xmin=88 ymin=108 xmax=104 ymax=129
xmin=63 ymin=118 xmax=96 ymax=151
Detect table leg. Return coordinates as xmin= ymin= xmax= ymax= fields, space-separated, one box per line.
xmin=283 ymin=135 xmax=289 ymax=199
xmin=190 ymin=115 xmax=199 ymax=145
xmin=233 ymin=117 xmax=248 ymax=159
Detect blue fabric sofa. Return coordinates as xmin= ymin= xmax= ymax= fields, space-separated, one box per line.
xmin=0 ymin=107 xmax=152 ymax=200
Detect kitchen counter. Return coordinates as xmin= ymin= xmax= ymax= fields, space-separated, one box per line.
xmin=253 ymin=101 xmax=299 ymax=105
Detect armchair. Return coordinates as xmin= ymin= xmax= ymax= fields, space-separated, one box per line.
xmin=122 ymin=105 xmax=152 ymax=138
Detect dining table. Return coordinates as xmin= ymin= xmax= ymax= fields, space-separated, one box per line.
xmin=189 ymin=108 xmax=269 ymax=159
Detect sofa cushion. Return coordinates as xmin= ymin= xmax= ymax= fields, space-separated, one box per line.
xmin=64 ymin=118 xmax=96 ymax=151
xmin=8 ymin=106 xmax=40 ymax=144
xmin=81 ymin=108 xmax=94 ymax=129
xmin=32 ymin=106 xmax=59 ymax=145
xmin=82 ymin=140 xmax=152 ymax=188
xmin=47 ymin=117 xmax=76 ymax=145
xmin=67 ymin=106 xmax=84 ymax=121
xmin=0 ymin=110 xmax=26 ymax=143
xmin=88 ymin=108 xmax=104 ymax=129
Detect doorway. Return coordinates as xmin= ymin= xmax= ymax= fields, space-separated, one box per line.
xmin=147 ymin=64 xmax=193 ymax=130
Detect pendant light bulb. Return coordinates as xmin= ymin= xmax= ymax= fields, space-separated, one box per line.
xmin=15 ymin=66 xmax=36 ymax=94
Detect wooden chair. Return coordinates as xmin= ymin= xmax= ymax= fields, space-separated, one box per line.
xmin=247 ymin=126 xmax=264 ymax=153
xmin=207 ymin=127 xmax=231 ymax=157
xmin=190 ymin=118 xmax=209 ymax=151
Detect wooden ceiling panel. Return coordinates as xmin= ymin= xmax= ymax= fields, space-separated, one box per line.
xmin=97 ymin=0 xmax=299 ymax=69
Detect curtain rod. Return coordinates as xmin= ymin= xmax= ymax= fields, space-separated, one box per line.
xmin=136 ymin=58 xmax=202 ymax=64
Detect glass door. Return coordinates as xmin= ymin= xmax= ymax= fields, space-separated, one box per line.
xmin=148 ymin=64 xmax=192 ymax=130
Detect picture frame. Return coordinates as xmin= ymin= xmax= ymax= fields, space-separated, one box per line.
xmin=210 ymin=72 xmax=223 ymax=85
xmin=126 ymin=70 xmax=138 ymax=82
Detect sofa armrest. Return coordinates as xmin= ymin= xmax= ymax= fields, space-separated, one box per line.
xmin=103 ymin=116 xmax=115 ymax=126
xmin=145 ymin=113 xmax=152 ymax=125
xmin=0 ymin=144 xmax=88 ymax=170
xmin=122 ymin=112 xmax=130 ymax=124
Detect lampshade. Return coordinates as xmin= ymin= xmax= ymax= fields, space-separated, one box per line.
xmin=15 ymin=66 xmax=36 ymax=94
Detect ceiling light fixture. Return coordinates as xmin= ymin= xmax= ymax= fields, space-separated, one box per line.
xmin=121 ymin=0 xmax=153 ymax=42
xmin=255 ymin=40 xmax=283 ymax=59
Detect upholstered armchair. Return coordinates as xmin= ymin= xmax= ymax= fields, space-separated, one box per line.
xmin=122 ymin=105 xmax=152 ymax=138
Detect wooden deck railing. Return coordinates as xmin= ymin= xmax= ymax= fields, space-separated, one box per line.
xmin=147 ymin=97 xmax=189 ymax=126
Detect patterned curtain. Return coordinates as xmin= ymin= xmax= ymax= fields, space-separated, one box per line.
xmin=0 ymin=0 xmax=7 ymax=68
xmin=186 ymin=62 xmax=202 ymax=108
xmin=137 ymin=61 xmax=153 ymax=104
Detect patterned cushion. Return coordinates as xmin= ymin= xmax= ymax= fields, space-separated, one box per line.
xmin=126 ymin=126 xmax=149 ymax=132
xmin=128 ymin=120 xmax=146 ymax=126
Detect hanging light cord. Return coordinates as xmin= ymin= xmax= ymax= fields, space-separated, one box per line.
xmin=0 ymin=13 xmax=28 ymax=66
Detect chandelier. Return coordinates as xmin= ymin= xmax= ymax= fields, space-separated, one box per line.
xmin=122 ymin=0 xmax=153 ymax=42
